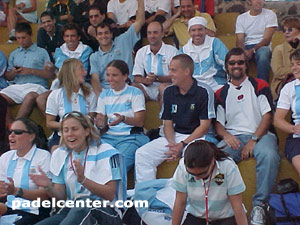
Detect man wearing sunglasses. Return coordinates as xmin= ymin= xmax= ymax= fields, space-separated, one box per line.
xmin=214 ymin=47 xmax=279 ymax=225
xmin=235 ymin=0 xmax=278 ymax=83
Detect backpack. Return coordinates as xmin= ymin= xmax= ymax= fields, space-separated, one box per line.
xmin=264 ymin=179 xmax=300 ymax=225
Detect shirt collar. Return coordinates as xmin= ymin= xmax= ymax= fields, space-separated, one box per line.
xmin=295 ymin=79 xmax=300 ymax=86
xmin=18 ymin=43 xmax=37 ymax=52
xmin=12 ymin=144 xmax=37 ymax=161
xmin=175 ymin=78 xmax=198 ymax=96
xmin=98 ymin=41 xmax=115 ymax=55
xmin=146 ymin=42 xmax=167 ymax=56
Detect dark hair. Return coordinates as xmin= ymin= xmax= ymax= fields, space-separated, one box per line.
xmin=290 ymin=48 xmax=300 ymax=61
xmin=172 ymin=54 xmax=194 ymax=76
xmin=40 ymin=11 xmax=54 ymax=20
xmin=15 ymin=22 xmax=32 ymax=35
xmin=88 ymin=5 xmax=106 ymax=16
xmin=107 ymin=60 xmax=129 ymax=76
xmin=184 ymin=140 xmax=228 ymax=168
xmin=63 ymin=22 xmax=81 ymax=36
xmin=96 ymin=22 xmax=112 ymax=34
xmin=14 ymin=118 xmax=48 ymax=150
xmin=225 ymin=47 xmax=249 ymax=75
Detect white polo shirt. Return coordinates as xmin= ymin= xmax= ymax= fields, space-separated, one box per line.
xmin=0 ymin=145 xmax=51 ymax=190
xmin=277 ymin=79 xmax=300 ymax=137
xmin=133 ymin=42 xmax=177 ymax=77
xmin=216 ymin=77 xmax=272 ymax=135
xmin=172 ymin=158 xmax=245 ymax=220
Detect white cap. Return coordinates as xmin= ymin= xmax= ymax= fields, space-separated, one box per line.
xmin=188 ymin=16 xmax=207 ymax=31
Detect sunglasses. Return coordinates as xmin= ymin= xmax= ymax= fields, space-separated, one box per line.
xmin=282 ymin=27 xmax=294 ymax=33
xmin=8 ymin=129 xmax=30 ymax=135
xmin=62 ymin=111 xmax=84 ymax=120
xmin=228 ymin=60 xmax=245 ymax=66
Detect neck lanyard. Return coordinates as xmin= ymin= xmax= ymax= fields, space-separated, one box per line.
xmin=202 ymin=164 xmax=215 ymax=225
xmin=69 ymin=147 xmax=89 ymax=181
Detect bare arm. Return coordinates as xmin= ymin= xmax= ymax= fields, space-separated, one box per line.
xmin=236 ymin=33 xmax=245 ymax=49
xmin=182 ymin=119 xmax=211 ymax=144
xmin=172 ymin=191 xmax=187 ymax=225
xmin=228 ymin=194 xmax=248 ymax=225
xmin=46 ymin=114 xmax=60 ymax=132
xmin=214 ymin=121 xmax=241 ymax=150
xmin=252 ymin=27 xmax=275 ymax=51
xmin=91 ymin=73 xmax=102 ymax=97
xmin=7 ymin=66 xmax=54 ymax=80
xmin=274 ymin=108 xmax=297 ymax=134
xmin=133 ymin=0 xmax=145 ymax=33
xmin=21 ymin=0 xmax=37 ymax=13
xmin=163 ymin=9 xmax=181 ymax=34
xmin=81 ymin=179 xmax=116 ymax=201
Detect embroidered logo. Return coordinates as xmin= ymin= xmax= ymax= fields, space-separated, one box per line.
xmin=190 ymin=104 xmax=195 ymax=110
xmin=171 ymin=104 xmax=177 ymax=113
xmin=188 ymin=177 xmax=196 ymax=182
xmin=214 ymin=173 xmax=224 ymax=185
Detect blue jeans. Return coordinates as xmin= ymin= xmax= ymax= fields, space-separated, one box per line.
xmin=246 ymin=44 xmax=272 ymax=82
xmin=102 ymin=133 xmax=149 ymax=172
xmin=217 ymin=133 xmax=280 ymax=206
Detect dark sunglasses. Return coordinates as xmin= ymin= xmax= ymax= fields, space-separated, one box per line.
xmin=8 ymin=129 xmax=30 ymax=135
xmin=62 ymin=111 xmax=84 ymax=120
xmin=282 ymin=27 xmax=294 ymax=33
xmin=228 ymin=60 xmax=245 ymax=66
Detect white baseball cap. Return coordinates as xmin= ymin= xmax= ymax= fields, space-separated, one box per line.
xmin=188 ymin=16 xmax=208 ymax=31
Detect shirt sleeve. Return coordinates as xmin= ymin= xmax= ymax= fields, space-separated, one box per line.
xmin=277 ymin=83 xmax=292 ymax=110
xmin=87 ymin=88 xmax=97 ymax=113
xmin=131 ymin=88 xmax=146 ymax=112
xmin=0 ymin=154 xmax=7 ymax=181
xmin=161 ymin=87 xmax=172 ymax=120
xmin=265 ymin=10 xmax=278 ymax=28
xmin=52 ymin=168 xmax=65 ymax=184
xmin=235 ymin=15 xmax=244 ymax=34
xmin=96 ymin=91 xmax=106 ymax=115
xmin=216 ymin=105 xmax=226 ymax=126
xmin=46 ymin=90 xmax=59 ymax=116
xmin=89 ymin=53 xmax=100 ymax=76
xmin=172 ymin=159 xmax=187 ymax=193
xmin=226 ymin=160 xmax=246 ymax=195
xmin=132 ymin=48 xmax=146 ymax=76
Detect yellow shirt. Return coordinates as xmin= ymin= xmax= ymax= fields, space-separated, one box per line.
xmin=168 ymin=11 xmax=216 ymax=48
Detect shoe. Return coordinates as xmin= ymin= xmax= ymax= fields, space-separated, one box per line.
xmin=250 ymin=205 xmax=265 ymax=225
xmin=7 ymin=39 xmax=13 ymax=44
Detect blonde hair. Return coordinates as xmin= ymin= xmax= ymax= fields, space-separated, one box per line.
xmin=58 ymin=58 xmax=91 ymax=102
xmin=60 ymin=111 xmax=100 ymax=147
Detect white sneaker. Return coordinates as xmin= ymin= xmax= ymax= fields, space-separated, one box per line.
xmin=251 ymin=205 xmax=265 ymax=225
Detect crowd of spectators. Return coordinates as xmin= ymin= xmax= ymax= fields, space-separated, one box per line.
xmin=0 ymin=0 xmax=300 ymax=224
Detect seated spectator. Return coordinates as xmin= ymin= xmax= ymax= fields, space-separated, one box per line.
xmin=179 ymin=17 xmax=227 ymax=91
xmin=274 ymin=49 xmax=300 ymax=177
xmin=0 ymin=23 xmax=54 ymax=125
xmin=0 ymin=50 xmax=8 ymax=90
xmin=172 ymin=140 xmax=247 ymax=225
xmin=36 ymin=22 xmax=93 ymax=116
xmin=215 ymin=47 xmax=279 ymax=225
xmin=271 ymin=17 xmax=300 ymax=100
xmin=90 ymin=0 xmax=145 ymax=96
xmin=0 ymin=0 xmax=9 ymax=26
xmin=132 ymin=21 xmax=177 ymax=105
xmin=144 ymin=0 xmax=170 ymax=24
xmin=235 ymin=0 xmax=278 ymax=82
xmin=47 ymin=0 xmax=78 ymax=25
xmin=0 ymin=118 xmax=51 ymax=225
xmin=37 ymin=11 xmax=64 ymax=63
xmin=135 ymin=54 xmax=215 ymax=183
xmin=95 ymin=60 xmax=149 ymax=172
xmin=163 ymin=0 xmax=216 ymax=48
xmin=107 ymin=0 xmax=137 ymax=33
xmin=81 ymin=6 xmax=117 ymax=51
xmin=78 ymin=0 xmax=108 ymax=25
xmin=7 ymin=0 xmax=37 ymax=42
xmin=46 ymin=58 xmax=97 ymax=152
xmin=31 ymin=111 xmax=125 ymax=225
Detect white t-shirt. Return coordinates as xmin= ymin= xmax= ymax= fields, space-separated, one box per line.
xmin=235 ymin=8 xmax=278 ymax=45
xmin=107 ymin=0 xmax=138 ymax=25
xmin=144 ymin=0 xmax=170 ymax=14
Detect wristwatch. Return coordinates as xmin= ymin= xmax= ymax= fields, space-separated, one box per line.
xmin=16 ymin=188 xmax=23 ymax=197
xmin=251 ymin=135 xmax=259 ymax=142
